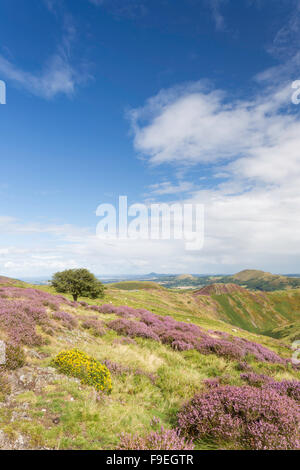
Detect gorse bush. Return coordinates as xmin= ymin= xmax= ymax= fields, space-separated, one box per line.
xmin=117 ymin=427 xmax=194 ymax=450
xmin=178 ymin=385 xmax=300 ymax=450
xmin=51 ymin=349 xmax=112 ymax=393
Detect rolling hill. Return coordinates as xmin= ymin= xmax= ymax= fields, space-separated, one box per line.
xmin=0 ymin=275 xmax=299 ymax=450
xmin=108 ymin=281 xmax=164 ymax=291
xmin=225 ymin=269 xmax=300 ymax=291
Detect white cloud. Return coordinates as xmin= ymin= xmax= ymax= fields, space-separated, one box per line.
xmin=206 ymin=0 xmax=227 ymax=31
xmin=148 ymin=181 xmax=195 ymax=196
xmin=0 ymin=7 xmax=88 ymax=99
xmin=0 ymin=54 xmax=80 ymax=99
xmin=126 ymin=47 xmax=300 ymax=273
xmin=130 ymin=80 xmax=295 ymax=169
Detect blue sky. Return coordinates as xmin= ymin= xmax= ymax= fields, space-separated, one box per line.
xmin=1 ymin=0 xmax=300 ymax=277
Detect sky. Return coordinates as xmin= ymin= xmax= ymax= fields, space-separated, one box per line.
xmin=1 ymin=0 xmax=300 ymax=277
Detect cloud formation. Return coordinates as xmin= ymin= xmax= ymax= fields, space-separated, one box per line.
xmin=0 ymin=6 xmax=87 ymax=99
xmin=207 ymin=0 xmax=227 ymax=31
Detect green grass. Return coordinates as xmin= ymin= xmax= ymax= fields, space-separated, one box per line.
xmin=0 ymin=276 xmax=299 ymax=449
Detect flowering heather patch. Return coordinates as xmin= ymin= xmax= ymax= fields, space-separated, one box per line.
xmin=0 ymin=286 xmax=75 ymax=345
xmin=203 ymin=377 xmax=222 ymax=389
xmin=117 ymin=427 xmax=194 ymax=450
xmin=236 ymin=361 xmax=252 ymax=371
xmin=52 ymin=311 xmax=78 ymax=330
xmin=0 ymin=299 xmax=46 ymax=345
xmin=1 ymin=342 xmax=26 ymax=370
xmin=105 ymin=303 xmax=286 ymax=364
xmin=240 ymin=373 xmax=300 ymax=402
xmin=178 ymin=385 xmax=300 ymax=450
xmin=52 ymin=349 xmax=112 ymax=393
xmin=81 ymin=317 xmax=106 ymax=336
xmin=171 ymin=340 xmax=194 ymax=351
xmin=265 ymin=379 xmax=300 ymax=402
xmin=0 ymin=370 xmax=10 ymax=400
xmin=108 ymin=318 xmax=160 ymax=341
xmin=240 ymin=372 xmax=272 ymax=387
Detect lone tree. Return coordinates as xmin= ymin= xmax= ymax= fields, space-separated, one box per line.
xmin=51 ymin=268 xmax=105 ymax=302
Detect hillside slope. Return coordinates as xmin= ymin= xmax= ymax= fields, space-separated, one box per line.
xmin=0 ymin=277 xmax=299 ymax=450
xmin=194 ymin=283 xmax=300 ymax=334
xmin=227 ymin=269 xmax=300 ymax=291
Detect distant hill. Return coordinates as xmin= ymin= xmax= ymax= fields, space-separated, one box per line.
xmin=227 ymin=269 xmax=300 ymax=291
xmin=231 ymin=269 xmax=267 ymax=282
xmin=109 ymin=280 xmax=164 ymax=291
xmin=194 ymin=283 xmax=246 ymax=296
xmin=175 ymin=274 xmax=196 ymax=281
xmin=194 ymin=283 xmax=300 ymax=333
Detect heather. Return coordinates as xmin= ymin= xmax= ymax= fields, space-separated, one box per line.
xmin=1 ymin=343 xmax=26 ymax=370
xmin=0 ymin=370 xmax=10 ymax=401
xmin=240 ymin=372 xmax=300 ymax=402
xmin=178 ymin=385 xmax=300 ymax=450
xmin=0 ymin=277 xmax=298 ymax=450
xmin=118 ymin=426 xmax=194 ymax=450
xmin=105 ymin=304 xmax=286 ymax=364
xmin=0 ymin=285 xmax=74 ymax=345
xmin=52 ymin=311 xmax=78 ymax=330
xmin=81 ymin=317 xmax=106 ymax=336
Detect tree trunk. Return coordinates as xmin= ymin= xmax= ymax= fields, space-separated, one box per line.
xmin=73 ymin=294 xmax=78 ymax=301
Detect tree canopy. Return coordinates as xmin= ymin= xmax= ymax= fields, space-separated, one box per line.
xmin=51 ymin=268 xmax=105 ymax=301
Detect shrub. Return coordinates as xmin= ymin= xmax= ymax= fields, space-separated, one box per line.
xmin=117 ymin=427 xmax=194 ymax=450
xmin=51 ymin=268 xmax=105 ymax=301
xmin=0 ymin=286 xmax=72 ymax=345
xmin=81 ymin=317 xmax=106 ymax=336
xmin=264 ymin=379 xmax=300 ymax=403
xmin=52 ymin=311 xmax=77 ymax=330
xmin=108 ymin=319 xmax=160 ymax=341
xmin=2 ymin=342 xmax=26 ymax=370
xmin=240 ymin=373 xmax=300 ymax=402
xmin=51 ymin=349 xmax=112 ymax=393
xmin=178 ymin=385 xmax=300 ymax=450
xmin=240 ymin=372 xmax=272 ymax=387
xmin=106 ymin=303 xmax=286 ymax=364
xmin=0 ymin=370 xmax=10 ymax=400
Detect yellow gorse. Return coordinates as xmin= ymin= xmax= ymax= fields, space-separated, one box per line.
xmin=51 ymin=349 xmax=112 ymax=393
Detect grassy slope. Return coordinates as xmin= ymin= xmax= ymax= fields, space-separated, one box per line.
xmin=228 ymin=269 xmax=300 ymax=291
xmin=108 ymin=281 xmax=163 ymax=291
xmin=0 ymin=279 xmax=299 ymax=450
xmin=46 ymin=280 xmax=300 ymax=337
